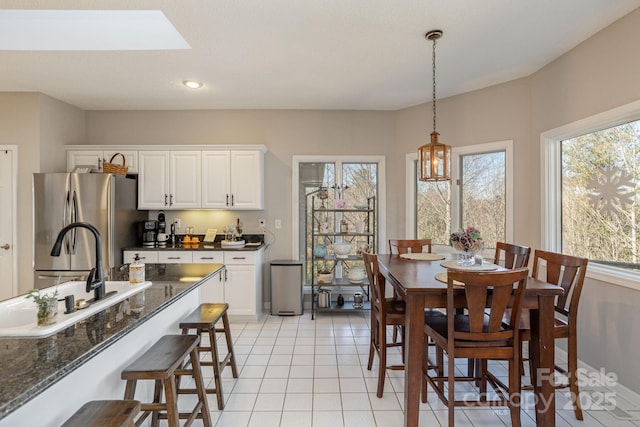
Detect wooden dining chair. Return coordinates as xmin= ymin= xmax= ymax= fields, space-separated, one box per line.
xmin=494 ymin=242 xmax=531 ymax=269
xmin=468 ymin=241 xmax=531 ymax=377
xmin=363 ymin=251 xmax=405 ymax=397
xmin=519 ymin=249 xmax=588 ymax=420
xmin=389 ymin=238 xmax=432 ymax=254
xmin=388 ymin=239 xmax=439 ymax=342
xmin=422 ymin=268 xmax=529 ymax=427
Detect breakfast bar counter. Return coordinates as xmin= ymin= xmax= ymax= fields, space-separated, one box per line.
xmin=0 ymin=263 xmax=223 ymax=425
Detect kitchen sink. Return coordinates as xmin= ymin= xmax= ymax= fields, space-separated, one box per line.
xmin=0 ymin=281 xmax=152 ymax=338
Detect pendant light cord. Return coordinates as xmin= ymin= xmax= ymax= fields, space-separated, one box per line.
xmin=432 ymin=36 xmax=437 ymax=134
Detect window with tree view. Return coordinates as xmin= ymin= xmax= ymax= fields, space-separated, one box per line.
xmin=416 ymin=149 xmax=506 ymax=248
xmin=561 ymin=119 xmax=640 ymax=271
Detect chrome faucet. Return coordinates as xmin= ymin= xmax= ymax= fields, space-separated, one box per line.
xmin=50 ymin=222 xmax=106 ymax=301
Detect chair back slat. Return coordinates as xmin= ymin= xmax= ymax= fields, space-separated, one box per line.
xmin=389 ymin=239 xmax=432 ymax=254
xmin=363 ymin=252 xmax=383 ymax=314
xmin=531 ymin=249 xmax=588 ymax=317
xmin=494 ymin=242 xmax=530 ymax=269
xmin=448 ymin=268 xmax=528 ymax=343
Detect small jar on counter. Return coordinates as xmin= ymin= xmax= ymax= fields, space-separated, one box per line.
xmin=129 ymin=253 xmax=145 ymax=284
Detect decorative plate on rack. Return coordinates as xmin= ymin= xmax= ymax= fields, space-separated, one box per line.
xmin=399 ymin=253 xmax=445 ymax=261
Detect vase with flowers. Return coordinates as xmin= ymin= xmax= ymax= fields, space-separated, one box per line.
xmin=450 ymin=226 xmax=483 ymax=266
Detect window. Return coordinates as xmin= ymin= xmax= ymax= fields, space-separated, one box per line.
xmin=408 ymin=141 xmax=513 ymax=249
xmin=542 ymin=99 xmax=640 ymax=288
xmin=292 ymin=156 xmax=385 ymax=284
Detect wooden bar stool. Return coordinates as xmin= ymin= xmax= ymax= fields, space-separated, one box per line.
xmin=179 ymin=303 xmax=239 ymax=410
xmin=61 ymin=400 xmax=141 ymax=427
xmin=121 ymin=335 xmax=211 ymax=427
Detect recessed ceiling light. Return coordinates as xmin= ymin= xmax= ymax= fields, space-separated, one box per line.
xmin=183 ymin=80 xmax=203 ymax=89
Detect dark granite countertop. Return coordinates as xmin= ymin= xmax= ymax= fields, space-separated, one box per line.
xmin=0 ymin=263 xmax=223 ymax=421
xmin=123 ymin=242 xmax=264 ymax=251
xmin=123 ymin=234 xmax=265 ymax=251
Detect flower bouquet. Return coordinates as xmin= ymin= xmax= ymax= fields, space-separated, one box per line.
xmin=450 ymin=227 xmax=483 ymax=266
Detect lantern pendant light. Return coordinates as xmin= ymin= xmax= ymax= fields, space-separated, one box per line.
xmin=418 ymin=30 xmax=451 ymax=181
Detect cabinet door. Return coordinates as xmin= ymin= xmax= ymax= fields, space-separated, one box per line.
xmin=67 ymin=150 xmax=103 ymax=172
xmin=138 ymin=151 xmax=170 ymax=209
xmin=170 ymin=151 xmax=201 ymax=209
xmin=224 ymin=264 xmax=255 ymax=316
xmin=230 ymin=150 xmax=263 ymax=209
xmin=103 ymin=150 xmax=139 ymax=174
xmin=200 ymin=271 xmax=225 ymax=303
xmin=201 ymin=151 xmax=231 ymax=208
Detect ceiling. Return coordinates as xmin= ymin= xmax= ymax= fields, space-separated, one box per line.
xmin=1 ymin=0 xmax=638 ymax=111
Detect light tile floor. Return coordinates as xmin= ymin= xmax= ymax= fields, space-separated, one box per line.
xmin=183 ymin=311 xmax=640 ymax=427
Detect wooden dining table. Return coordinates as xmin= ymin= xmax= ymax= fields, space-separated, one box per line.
xmin=376 ymin=254 xmax=564 ymax=427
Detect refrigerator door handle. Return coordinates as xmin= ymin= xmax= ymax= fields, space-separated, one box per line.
xmin=71 ymin=191 xmax=79 ymax=254
xmin=64 ymin=190 xmax=71 ymax=254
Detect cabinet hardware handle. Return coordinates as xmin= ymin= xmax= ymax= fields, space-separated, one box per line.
xmin=1 ymin=243 xmax=10 ymax=250
xmin=164 ymin=194 xmax=168 ymax=205
xmin=226 ymin=194 xmax=229 ymax=206
xmin=169 ymin=194 xmax=173 ymax=206
xmin=231 ymin=194 xmax=234 ymax=206
xmin=232 ymin=256 xmax=246 ymax=260
xmin=167 ymin=256 xmax=180 ymax=259
xmin=200 ymin=257 xmax=214 ymax=260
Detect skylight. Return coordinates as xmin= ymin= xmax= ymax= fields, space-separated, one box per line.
xmin=0 ymin=10 xmax=190 ymax=50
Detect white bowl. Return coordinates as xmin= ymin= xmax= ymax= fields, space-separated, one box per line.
xmin=332 ymin=242 xmax=352 ymax=258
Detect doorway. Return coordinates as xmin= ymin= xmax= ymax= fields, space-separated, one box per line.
xmin=0 ymin=146 xmax=17 ymax=299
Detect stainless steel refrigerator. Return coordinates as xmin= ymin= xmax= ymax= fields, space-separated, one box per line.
xmin=33 ymin=173 xmax=146 ymax=289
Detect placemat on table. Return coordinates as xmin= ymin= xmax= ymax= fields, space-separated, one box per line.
xmin=434 ymin=272 xmax=465 ymax=286
xmin=399 ymin=253 xmax=445 ymax=261
xmin=439 ymin=260 xmax=499 ymax=271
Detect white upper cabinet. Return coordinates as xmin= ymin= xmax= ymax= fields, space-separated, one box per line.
xmin=202 ymin=150 xmax=264 ymax=210
xmin=201 ymin=151 xmax=231 ymax=208
xmin=138 ymin=151 xmax=201 ymax=209
xmin=66 ymin=145 xmax=266 ymax=210
xmin=67 ymin=150 xmax=138 ymax=174
xmin=170 ymin=151 xmax=201 ymax=209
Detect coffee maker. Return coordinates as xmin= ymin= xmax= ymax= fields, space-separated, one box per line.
xmin=142 ymin=220 xmax=158 ymax=247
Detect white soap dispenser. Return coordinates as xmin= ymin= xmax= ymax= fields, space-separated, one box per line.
xmin=129 ymin=253 xmax=145 ymax=284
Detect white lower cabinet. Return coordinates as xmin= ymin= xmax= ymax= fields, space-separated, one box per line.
xmin=123 ymin=248 xmax=263 ymax=321
xmin=195 ymin=251 xmax=225 ymax=303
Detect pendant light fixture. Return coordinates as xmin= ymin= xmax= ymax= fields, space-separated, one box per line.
xmin=418 ymin=30 xmax=451 ymax=181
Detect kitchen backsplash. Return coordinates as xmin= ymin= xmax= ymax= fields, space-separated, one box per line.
xmin=146 ymin=210 xmax=268 ymax=235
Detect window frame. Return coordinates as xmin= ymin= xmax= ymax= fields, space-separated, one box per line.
xmin=291 ymin=155 xmax=386 ymax=260
xmin=541 ymin=99 xmax=640 ymax=291
xmin=406 ymin=140 xmax=514 ymax=247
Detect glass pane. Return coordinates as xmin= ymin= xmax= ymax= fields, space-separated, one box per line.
xmin=561 ymin=120 xmax=640 ymax=270
xmin=416 ymin=178 xmax=451 ymax=244
xmin=460 ymin=151 xmax=506 ymax=248
xmin=299 ymin=162 xmax=335 ymax=281
xmin=342 ymin=163 xmax=377 ymax=206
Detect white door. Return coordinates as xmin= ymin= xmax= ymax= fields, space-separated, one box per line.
xmin=0 ymin=147 xmax=17 ymax=300
xmin=170 ymin=151 xmax=201 ymax=209
xmin=138 ymin=151 xmax=170 ymax=209
xmin=230 ymin=150 xmax=263 ymax=209
xmin=201 ymin=151 xmax=231 ymax=208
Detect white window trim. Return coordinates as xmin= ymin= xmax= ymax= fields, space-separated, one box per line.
xmin=541 ymin=99 xmax=640 ymax=291
xmin=292 ymin=155 xmax=386 ymax=259
xmin=406 ymin=140 xmax=514 ymax=243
